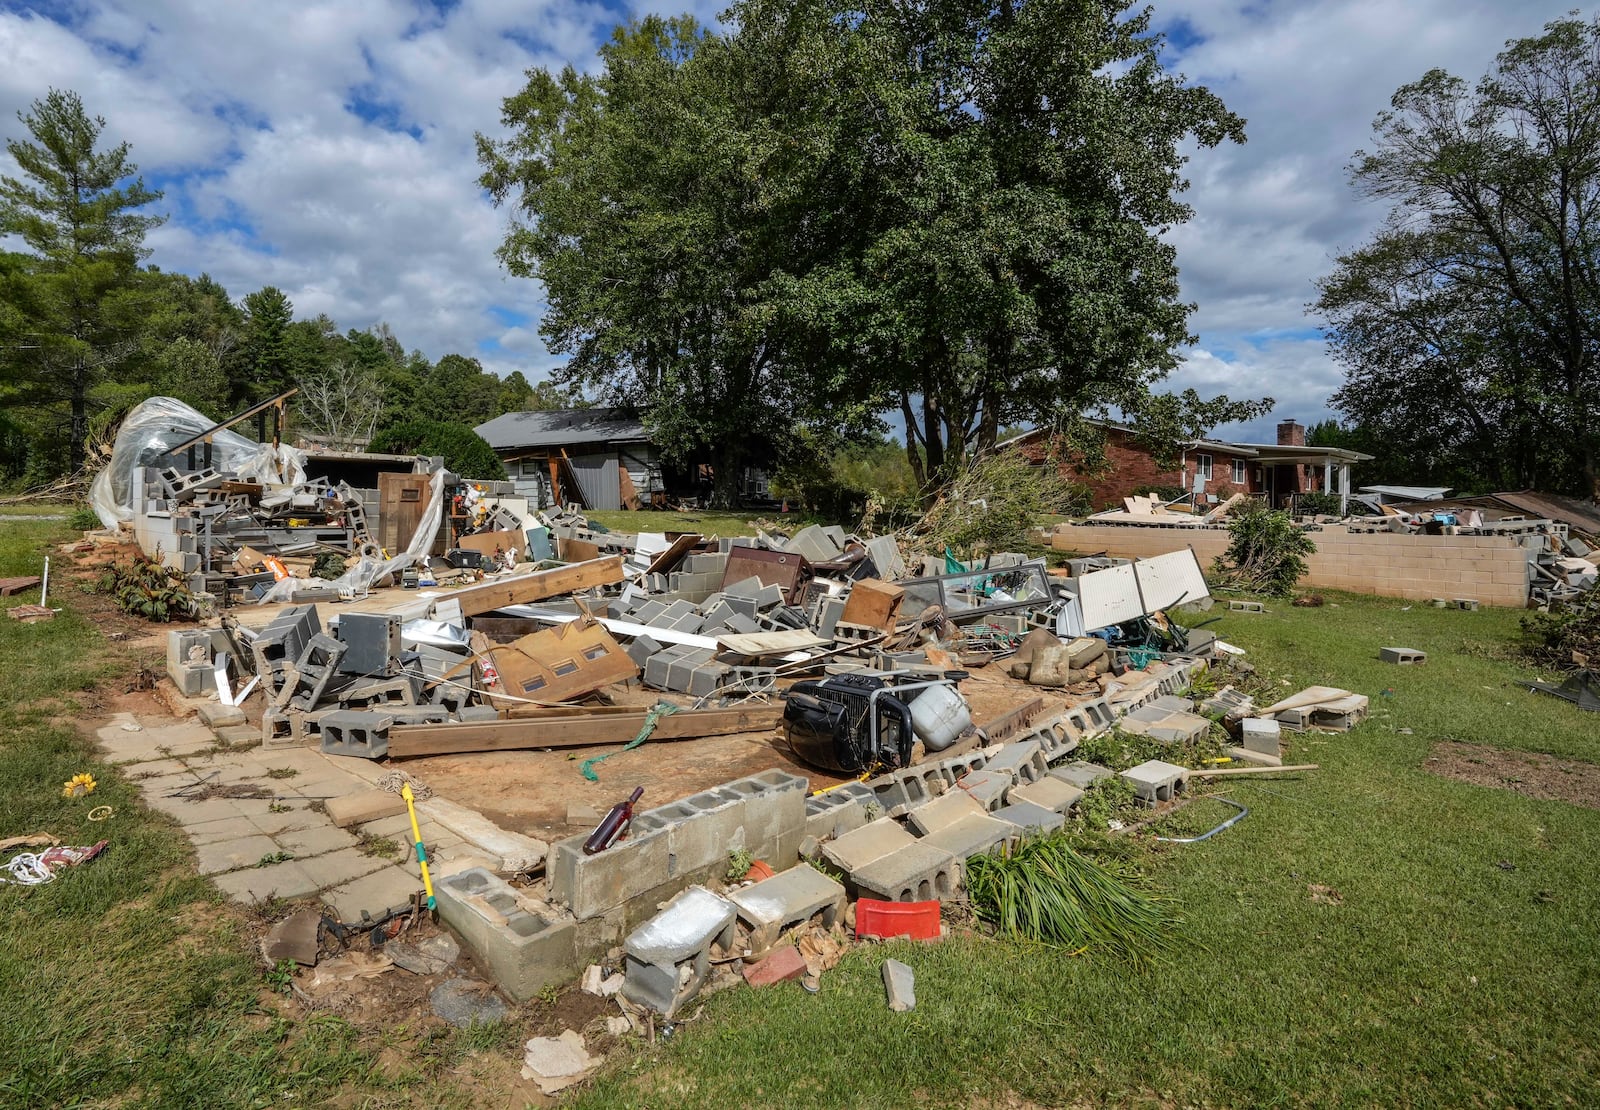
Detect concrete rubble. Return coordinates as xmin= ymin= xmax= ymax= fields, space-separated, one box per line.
xmin=78 ymin=426 xmax=1384 ymax=1052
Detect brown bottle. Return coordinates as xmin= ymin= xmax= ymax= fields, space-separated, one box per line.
xmin=583 ymin=786 xmax=644 ymax=854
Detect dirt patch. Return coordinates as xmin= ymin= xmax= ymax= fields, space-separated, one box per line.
xmin=1424 ymin=740 xmax=1600 ymax=809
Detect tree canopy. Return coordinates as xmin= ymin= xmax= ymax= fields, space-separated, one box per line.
xmin=478 ymin=0 xmax=1266 ymax=504
xmin=1316 ymin=14 xmax=1600 ymax=498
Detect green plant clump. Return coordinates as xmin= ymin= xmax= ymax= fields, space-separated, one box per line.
xmin=1211 ymin=501 xmax=1316 ymax=597
xmin=1073 ymin=775 xmax=1141 ymax=831
xmin=90 ymin=553 xmax=196 ymax=621
xmin=964 ymin=832 xmax=1178 ymax=961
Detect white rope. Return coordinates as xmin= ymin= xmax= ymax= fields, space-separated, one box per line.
xmin=1 ymin=853 xmax=55 ymax=885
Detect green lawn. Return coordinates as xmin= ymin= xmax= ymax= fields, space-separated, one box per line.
xmin=574 ymin=593 xmax=1600 ymax=1108
xmin=584 ymin=507 xmax=807 ymax=539
xmin=3 ymin=508 xmax=1598 ymax=1108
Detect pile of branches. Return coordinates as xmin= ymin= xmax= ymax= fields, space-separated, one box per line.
xmin=899 ymin=451 xmax=1086 ymax=557
xmin=1210 ymin=501 xmax=1315 ymax=597
xmin=1521 ymin=587 xmax=1600 ymax=670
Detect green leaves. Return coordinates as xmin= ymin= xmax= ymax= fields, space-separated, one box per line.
xmin=964 ymin=832 xmax=1179 ymax=962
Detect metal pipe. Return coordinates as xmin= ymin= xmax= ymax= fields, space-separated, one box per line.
xmin=1153 ymin=797 xmax=1248 ymax=843
xmin=39 ymin=556 xmax=48 ymax=607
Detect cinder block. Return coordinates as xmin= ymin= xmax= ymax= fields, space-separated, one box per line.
xmin=1379 ymin=646 xmax=1427 ymax=664
xmin=821 ymin=817 xmax=917 ymax=874
xmin=803 ymin=782 xmax=875 ymax=840
xmin=1120 ymin=759 xmax=1189 ymax=805
xmin=983 ymin=739 xmax=1049 ymax=783
xmin=549 ymin=826 xmax=672 ymax=921
xmin=992 ymin=800 xmax=1065 ymax=836
xmin=851 ymin=842 xmax=962 ymax=903
xmin=954 ymin=768 xmax=1015 ymax=811
xmin=318 ymin=710 xmax=395 ymax=759
xmin=1239 ymin=717 xmax=1281 ymax=757
xmin=436 ymin=867 xmax=577 ymax=1002
xmin=621 ymin=885 xmax=737 ymax=1017
xmin=918 ymin=812 xmax=1014 ymax=860
xmin=905 ymin=789 xmax=987 ymax=836
xmin=1051 ymin=760 xmax=1114 ymax=790
xmin=727 ymin=864 xmax=846 ymax=954
xmin=1007 ymin=776 xmax=1084 ymax=814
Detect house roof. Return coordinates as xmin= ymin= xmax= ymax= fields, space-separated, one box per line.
xmin=1232 ymin=442 xmax=1375 ymax=463
xmin=475 ymin=407 xmax=649 ymax=451
xmin=997 ymin=421 xmax=1259 ymax=459
xmin=1398 ymin=490 xmax=1600 ymax=533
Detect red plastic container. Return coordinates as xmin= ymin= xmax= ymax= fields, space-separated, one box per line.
xmin=855 ymin=898 xmax=941 ymax=941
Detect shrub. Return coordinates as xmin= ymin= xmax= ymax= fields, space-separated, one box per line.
xmin=1294 ymin=490 xmax=1344 ymax=517
xmin=1210 ymin=501 xmax=1316 ymax=597
xmin=91 ymin=554 xmax=196 ymax=622
xmin=368 ymin=420 xmax=505 ymax=480
xmin=905 ymin=450 xmax=1089 ymax=556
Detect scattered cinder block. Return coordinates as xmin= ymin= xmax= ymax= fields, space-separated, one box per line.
xmin=821 ymin=817 xmax=917 ymax=875
xmin=991 ymin=800 xmax=1065 ymax=836
xmin=982 ymin=739 xmax=1048 ymax=784
xmin=728 ymin=864 xmax=845 ymax=954
xmin=953 ymin=768 xmax=1014 ymax=812
xmin=1239 ymin=717 xmax=1282 ymax=758
xmin=1120 ymin=760 xmax=1189 ymax=805
xmin=851 ymin=841 xmax=962 ymax=903
xmin=917 ymin=812 xmax=1013 ymax=861
xmin=1454 ymin=599 xmax=1480 ymax=611
xmin=1311 ymin=693 xmax=1370 ymax=732
xmin=1227 ymin=600 xmax=1265 ymax=613
xmin=905 ymin=789 xmax=987 ymax=837
xmin=1379 ymin=647 xmax=1427 ymax=664
xmin=319 ymin=710 xmax=395 ymax=759
xmin=882 ymin=959 xmax=916 ymax=1012
xmin=1006 ymin=776 xmax=1084 ymax=814
xmin=1051 ymin=761 xmax=1115 ymax=791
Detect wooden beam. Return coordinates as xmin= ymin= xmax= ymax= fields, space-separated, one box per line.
xmin=449 ymin=555 xmax=625 ymax=617
xmin=387 ymin=704 xmax=784 ymax=759
xmin=1190 ymin=763 xmax=1319 ymax=777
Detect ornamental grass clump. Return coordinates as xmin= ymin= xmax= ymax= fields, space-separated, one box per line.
xmin=963 ymin=833 xmax=1179 ymax=962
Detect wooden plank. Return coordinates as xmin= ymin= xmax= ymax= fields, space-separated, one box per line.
xmin=388 ymin=705 xmax=783 ymax=759
xmin=1190 ymin=763 xmax=1319 ymax=777
xmin=451 ymin=556 xmax=625 ymax=617
xmin=646 ymin=532 xmax=701 ymax=575
xmin=325 ymin=789 xmax=408 ymax=827
xmin=0 ymin=576 xmax=42 ymax=596
xmin=717 ymin=628 xmax=830 ymax=656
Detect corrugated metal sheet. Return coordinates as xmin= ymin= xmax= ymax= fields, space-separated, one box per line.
xmin=569 ymin=453 xmax=621 ymax=511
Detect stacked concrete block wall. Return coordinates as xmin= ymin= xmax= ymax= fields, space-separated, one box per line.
xmin=1052 ymin=524 xmax=1529 ymax=606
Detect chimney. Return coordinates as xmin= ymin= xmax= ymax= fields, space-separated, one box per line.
xmin=1277 ymin=420 xmax=1305 ymax=447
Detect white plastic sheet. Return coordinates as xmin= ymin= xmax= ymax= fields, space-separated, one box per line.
xmin=91 ymin=396 xmax=306 ymax=529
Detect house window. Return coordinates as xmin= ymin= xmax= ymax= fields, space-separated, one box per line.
xmin=1232 ymin=458 xmax=1247 ymax=485
xmin=1196 ymin=453 xmax=1213 ymax=480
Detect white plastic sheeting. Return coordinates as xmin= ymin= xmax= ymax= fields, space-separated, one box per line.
xmin=90 ymin=396 xmax=306 ymax=529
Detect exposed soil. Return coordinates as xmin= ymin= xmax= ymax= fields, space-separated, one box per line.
xmin=1423 ymin=740 xmax=1600 ymax=810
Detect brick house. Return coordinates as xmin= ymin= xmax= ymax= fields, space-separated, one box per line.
xmin=1009 ymin=418 xmax=1372 ymax=512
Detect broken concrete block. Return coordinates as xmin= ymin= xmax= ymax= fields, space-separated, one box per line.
xmin=620 ymin=885 xmax=736 ymax=1017
xmin=728 ymin=864 xmax=846 ymax=955
xmin=1379 ymin=646 xmax=1426 ymax=664
xmin=435 ymin=867 xmax=577 ymax=1002
xmin=326 ymin=789 xmax=407 ymax=828
xmin=261 ymin=907 xmax=321 ymax=966
xmin=882 ymin=958 xmax=915 ymax=1011
xmin=520 ymin=1030 xmax=598 ymax=1094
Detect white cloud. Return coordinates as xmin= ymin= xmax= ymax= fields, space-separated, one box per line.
xmin=0 ymin=0 xmax=1590 ymax=414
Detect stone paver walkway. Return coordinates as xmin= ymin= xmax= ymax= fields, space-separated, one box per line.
xmin=96 ymin=712 xmax=494 ymax=919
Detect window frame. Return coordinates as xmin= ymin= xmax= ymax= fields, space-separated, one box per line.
xmin=1196 ymin=453 xmax=1213 ymax=481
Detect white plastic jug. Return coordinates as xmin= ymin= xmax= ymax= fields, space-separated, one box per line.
xmin=909 ymin=683 xmax=971 ymax=752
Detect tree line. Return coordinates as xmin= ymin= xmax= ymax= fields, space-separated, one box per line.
xmin=0 ymin=90 xmax=580 ymax=487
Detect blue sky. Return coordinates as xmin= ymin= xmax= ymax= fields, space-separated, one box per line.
xmin=0 ymin=0 xmax=1586 ymax=440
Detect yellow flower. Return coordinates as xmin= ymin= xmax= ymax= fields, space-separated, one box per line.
xmin=63 ymin=772 xmax=97 ymax=798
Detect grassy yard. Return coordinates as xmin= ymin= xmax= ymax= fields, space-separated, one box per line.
xmin=0 ymin=515 xmax=440 ymax=1108
xmin=584 ymin=507 xmax=808 ymax=539
xmin=3 ymin=510 xmax=1598 ymax=1108
xmin=574 ymin=594 xmax=1600 ymax=1108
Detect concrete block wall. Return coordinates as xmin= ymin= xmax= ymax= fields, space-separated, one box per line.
xmin=1052 ymin=524 xmax=1529 ymax=606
